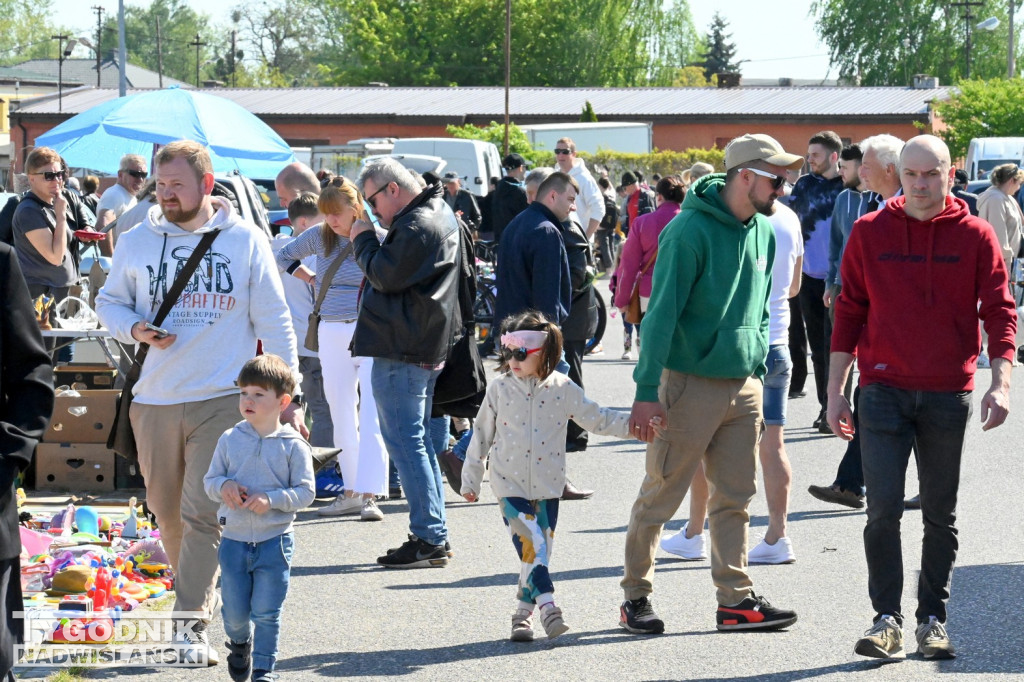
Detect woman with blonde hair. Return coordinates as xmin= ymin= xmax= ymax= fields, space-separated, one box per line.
xmin=275 ymin=177 xmax=389 ymax=521
xmin=977 ymin=162 xmax=1024 ymax=271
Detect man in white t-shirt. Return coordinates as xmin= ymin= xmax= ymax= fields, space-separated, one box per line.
xmin=746 ymin=200 xmax=804 ymax=564
xmin=96 ymin=154 xmax=148 ymax=254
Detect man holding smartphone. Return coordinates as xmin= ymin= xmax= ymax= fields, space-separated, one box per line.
xmin=96 ymin=140 xmax=302 ymax=666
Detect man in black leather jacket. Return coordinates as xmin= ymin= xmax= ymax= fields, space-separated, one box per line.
xmin=352 ymin=157 xmax=461 ymax=569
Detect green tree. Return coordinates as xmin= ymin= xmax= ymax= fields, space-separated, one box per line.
xmin=672 ymin=65 xmax=715 ymax=87
xmin=812 ymin=0 xmax=1023 ymax=86
xmin=318 ymin=0 xmax=699 ymax=87
xmin=932 ymin=78 xmax=1024 ymax=160
xmin=103 ymin=0 xmax=213 ymax=85
xmin=0 ymin=1 xmax=66 ymax=66
xmin=700 ymin=11 xmax=738 ymax=81
xmin=580 ymin=100 xmax=598 ymax=122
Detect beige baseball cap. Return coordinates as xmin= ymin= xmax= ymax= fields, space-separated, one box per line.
xmin=724 ymin=134 xmax=805 ymax=171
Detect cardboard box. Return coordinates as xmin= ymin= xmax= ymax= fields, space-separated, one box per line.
xmin=35 ymin=444 xmax=115 ymax=493
xmin=44 ymin=390 xmax=119 ymax=444
xmin=54 ymin=363 xmax=118 ymax=390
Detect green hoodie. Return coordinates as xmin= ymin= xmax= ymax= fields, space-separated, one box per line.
xmin=633 ymin=173 xmax=774 ymax=402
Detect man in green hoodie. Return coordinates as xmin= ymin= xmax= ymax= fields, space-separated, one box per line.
xmin=619 ymin=134 xmax=803 ymax=635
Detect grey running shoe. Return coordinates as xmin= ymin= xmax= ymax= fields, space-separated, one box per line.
xmin=915 ymin=616 xmax=956 ymax=659
xmin=619 ymin=597 xmax=665 ymax=634
xmin=855 ymin=615 xmax=905 ymax=660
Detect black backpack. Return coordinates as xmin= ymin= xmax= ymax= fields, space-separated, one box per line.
xmin=599 ymin=193 xmax=619 ymax=231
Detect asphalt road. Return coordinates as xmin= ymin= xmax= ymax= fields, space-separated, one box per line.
xmin=32 ymin=283 xmax=1024 ymax=681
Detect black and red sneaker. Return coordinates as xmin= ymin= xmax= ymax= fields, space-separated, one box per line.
xmin=716 ymin=593 xmax=797 ymax=631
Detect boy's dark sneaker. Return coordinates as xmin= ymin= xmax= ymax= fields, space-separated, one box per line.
xmin=716 ymin=593 xmax=797 ymax=631
xmin=224 ymin=639 xmax=251 ymax=682
xmin=377 ymin=536 xmax=449 ymax=568
xmin=387 ymin=533 xmax=453 ymax=558
xmin=619 ymin=597 xmax=665 ymax=634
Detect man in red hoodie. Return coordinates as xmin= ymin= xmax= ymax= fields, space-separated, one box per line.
xmin=828 ymin=135 xmax=1015 ymax=661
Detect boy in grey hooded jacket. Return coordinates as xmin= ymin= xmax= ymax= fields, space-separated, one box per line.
xmin=204 ymin=355 xmax=314 ymax=682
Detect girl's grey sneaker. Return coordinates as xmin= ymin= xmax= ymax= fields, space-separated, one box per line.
xmin=540 ymin=605 xmax=569 ymax=639
xmin=252 ymin=670 xmax=279 ymax=681
xmin=317 ymin=495 xmax=362 ymax=517
xmin=510 ymin=608 xmax=535 ymax=642
xmin=855 ymin=615 xmax=905 ymax=660
xmin=915 ymin=616 xmax=956 ymax=659
xmin=225 ymin=639 xmax=251 ymax=682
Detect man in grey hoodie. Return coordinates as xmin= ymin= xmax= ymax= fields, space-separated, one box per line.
xmin=96 ymin=140 xmax=302 ymax=665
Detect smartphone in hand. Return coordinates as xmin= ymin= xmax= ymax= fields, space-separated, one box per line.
xmin=144 ymin=322 xmax=169 ymax=338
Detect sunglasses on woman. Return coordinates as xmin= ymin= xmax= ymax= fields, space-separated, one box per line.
xmin=500 ymin=346 xmax=542 ymax=362
xmin=33 ymin=170 xmax=67 ymax=182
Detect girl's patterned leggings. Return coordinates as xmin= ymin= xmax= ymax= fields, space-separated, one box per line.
xmin=500 ymin=497 xmax=560 ymax=603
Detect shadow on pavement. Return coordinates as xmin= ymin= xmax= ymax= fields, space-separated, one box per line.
xmin=652 ymin=660 xmax=891 ymax=681
xmin=275 ymin=629 xmax=703 ymax=677
xmin=384 ymin=563 xmax=706 ymax=590
xmin=940 ymin=561 xmax=1024 ymax=674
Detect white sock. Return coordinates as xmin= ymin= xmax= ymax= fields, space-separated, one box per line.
xmin=517 ymin=600 xmax=534 ymax=613
xmin=537 ymin=593 xmax=555 ymax=610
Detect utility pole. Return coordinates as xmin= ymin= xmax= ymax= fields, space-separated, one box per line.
xmin=189 ymin=33 xmax=206 ymax=88
xmin=156 ymin=18 xmax=164 ymax=88
xmin=118 ymin=0 xmax=126 ymax=96
xmin=503 ymin=0 xmax=511 ymax=157
xmin=1011 ymin=1 xmax=1018 ymax=79
xmin=52 ymin=34 xmax=68 ymax=112
xmin=92 ymin=6 xmax=104 ymax=88
xmin=952 ymin=1 xmax=985 ymax=78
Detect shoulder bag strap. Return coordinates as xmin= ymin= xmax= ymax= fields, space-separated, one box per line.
xmin=132 ymin=229 xmax=220 ymax=372
xmin=639 ymin=247 xmax=658 ymax=275
xmin=311 ymin=242 xmax=355 ymax=317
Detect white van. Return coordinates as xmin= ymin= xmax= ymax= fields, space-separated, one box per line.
xmin=965 ymin=137 xmax=1024 ymax=180
xmin=390 ymin=138 xmax=503 ymax=196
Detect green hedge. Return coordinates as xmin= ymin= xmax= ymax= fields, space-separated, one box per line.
xmin=533 ymin=148 xmax=725 ymax=182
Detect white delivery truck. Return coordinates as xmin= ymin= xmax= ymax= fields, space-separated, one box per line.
xmin=965 ymin=137 xmax=1024 ymax=180
xmin=519 ymin=122 xmax=653 ymax=155
xmin=389 ymin=138 xmax=503 ymax=196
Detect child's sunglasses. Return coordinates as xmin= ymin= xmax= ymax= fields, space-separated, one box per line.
xmin=500 ymin=346 xmax=542 ymax=362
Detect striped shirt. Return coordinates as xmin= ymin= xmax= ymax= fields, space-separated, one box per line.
xmin=274 ymin=224 xmax=384 ymax=320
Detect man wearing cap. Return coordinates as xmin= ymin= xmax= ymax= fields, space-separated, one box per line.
xmin=951 ymin=168 xmax=979 ymax=216
xmin=442 ymin=172 xmax=481 ymax=234
xmin=492 ymin=153 xmax=531 ymax=243
xmin=618 ymin=133 xmax=801 ymax=635
xmin=621 ymin=171 xmax=655 ymax=236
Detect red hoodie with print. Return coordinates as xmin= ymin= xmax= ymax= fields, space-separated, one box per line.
xmin=831 ymin=194 xmax=1017 ymax=392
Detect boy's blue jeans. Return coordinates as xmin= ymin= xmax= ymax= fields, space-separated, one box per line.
xmin=219 ymin=533 xmax=294 ymax=672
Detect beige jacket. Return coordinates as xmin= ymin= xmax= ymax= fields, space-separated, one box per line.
xmin=461 ymin=371 xmax=631 ymax=500
xmin=978 ymin=187 xmax=1023 ymax=264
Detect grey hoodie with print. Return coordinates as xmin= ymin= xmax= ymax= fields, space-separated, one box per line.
xmin=204 ymin=420 xmax=315 ymax=543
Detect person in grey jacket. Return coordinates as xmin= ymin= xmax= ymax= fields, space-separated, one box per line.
xmin=204 ymin=355 xmax=314 ymax=682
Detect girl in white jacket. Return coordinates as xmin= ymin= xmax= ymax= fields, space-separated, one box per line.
xmin=461 ymin=311 xmax=645 ymax=642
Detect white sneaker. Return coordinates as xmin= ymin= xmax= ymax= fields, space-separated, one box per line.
xmin=659 ymin=523 xmax=707 ymax=560
xmin=171 ymin=625 xmax=219 ymax=666
xmin=360 ymin=498 xmax=384 ymax=522
xmin=977 ymin=352 xmax=990 ymax=368
xmin=317 ymin=495 xmax=363 ymax=517
xmin=621 ymin=350 xmax=631 ymax=360
xmin=747 ymin=536 xmax=796 ymax=564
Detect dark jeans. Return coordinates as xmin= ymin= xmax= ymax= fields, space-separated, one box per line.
xmin=859 ymin=383 xmax=971 ymax=625
xmin=594 ymin=228 xmax=615 ymax=272
xmin=563 ymin=338 xmax=588 ymax=448
xmin=833 ymin=386 xmax=864 ymax=494
xmin=798 ymin=276 xmax=827 ymax=412
xmin=787 ymin=296 xmax=807 ymax=394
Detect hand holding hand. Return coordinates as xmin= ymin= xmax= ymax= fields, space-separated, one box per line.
xmin=629 ymin=401 xmax=667 ymax=443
